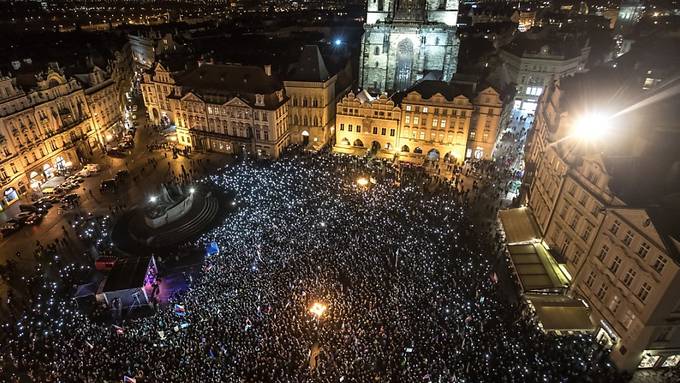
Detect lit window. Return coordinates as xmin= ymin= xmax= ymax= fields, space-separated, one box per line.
xmin=405 ymin=105 xmax=412 ymax=111
xmin=405 ymin=115 xmax=410 ymax=124
xmin=639 ymin=354 xmax=660 ymax=369
xmin=621 ymin=309 xmax=636 ymax=329
xmin=662 ymin=355 xmax=680 ymax=367
xmin=414 ymin=116 xmax=419 ymax=124
xmin=422 ymin=107 xmax=428 ymax=113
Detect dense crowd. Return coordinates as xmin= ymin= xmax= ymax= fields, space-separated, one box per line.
xmin=1 ymin=153 xmax=622 ymax=382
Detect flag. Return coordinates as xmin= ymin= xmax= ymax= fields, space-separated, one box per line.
xmin=123 ymin=376 xmax=136 ymax=383
xmin=174 ymin=304 xmax=186 ymax=316
xmin=113 ymin=325 xmax=125 ymax=335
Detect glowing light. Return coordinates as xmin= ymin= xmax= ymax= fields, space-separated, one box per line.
xmin=149 ymin=196 xmax=157 ymax=203
xmin=572 ymin=113 xmax=611 ymax=141
xmin=309 ymin=302 xmax=327 ymax=318
xmin=189 ymin=187 xmax=195 ymax=194
xmin=356 ymin=177 xmax=369 ymax=186
xmin=334 ymin=39 xmax=342 ymax=46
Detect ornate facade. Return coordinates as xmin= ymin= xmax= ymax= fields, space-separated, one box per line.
xmin=143 ymin=63 xmax=290 ymax=159
xmin=360 ymin=0 xmax=460 ymax=93
xmin=334 ymin=80 xmax=506 ymax=163
xmin=0 ymin=68 xmax=95 ymax=209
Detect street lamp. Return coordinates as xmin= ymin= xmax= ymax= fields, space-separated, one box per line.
xmin=356 ymin=177 xmax=369 ymax=187
xmin=572 ymin=113 xmax=611 ymax=141
xmin=309 ymin=302 xmax=327 ymax=318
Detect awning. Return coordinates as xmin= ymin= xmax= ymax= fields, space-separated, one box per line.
xmin=507 ymin=243 xmax=570 ymax=293
xmin=526 ymin=294 xmax=595 ymax=333
xmin=498 ymin=207 xmax=542 ymax=244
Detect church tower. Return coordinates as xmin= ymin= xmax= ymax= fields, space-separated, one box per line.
xmin=360 ymin=0 xmax=460 ymax=93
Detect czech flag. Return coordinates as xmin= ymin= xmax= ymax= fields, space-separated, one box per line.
xmin=174 ymin=304 xmax=187 ymax=316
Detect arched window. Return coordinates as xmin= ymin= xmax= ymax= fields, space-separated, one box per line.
xmin=293 ymin=115 xmax=299 ymax=125
xmin=313 ymin=116 xmax=319 ymax=126
xmin=292 ymin=97 xmax=298 ymax=107
xmin=303 ymin=116 xmax=308 ymax=126
xmin=435 ymin=37 xmax=440 ymax=45
xmin=302 ymin=98 xmax=308 ymax=107
xmin=374 ymin=47 xmax=380 ymax=55
xmin=401 ymin=145 xmax=410 ymax=152
xmin=394 ymin=39 xmax=414 ymax=91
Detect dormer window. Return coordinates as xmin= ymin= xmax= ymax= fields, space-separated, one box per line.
xmin=256 ymin=94 xmax=265 ymax=106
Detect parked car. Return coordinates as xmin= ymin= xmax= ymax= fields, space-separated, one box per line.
xmin=84 ymin=164 xmax=101 ymax=173
xmin=76 ymin=168 xmax=91 ymax=177
xmin=18 ymin=211 xmax=42 ymax=225
xmin=19 ymin=203 xmax=40 ymax=213
xmin=100 ymin=179 xmax=117 ymax=193
xmin=0 ymin=222 xmax=21 ymax=237
xmin=61 ymin=193 xmax=80 ymax=204
xmin=66 ymin=175 xmax=84 ymax=184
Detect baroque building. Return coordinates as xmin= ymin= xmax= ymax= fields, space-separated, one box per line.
xmin=0 ymin=68 xmax=94 ymax=210
xmin=333 ymin=80 xmax=508 ymax=164
xmin=360 ymin=0 xmax=460 ymax=93
xmin=524 ymin=71 xmax=680 ymax=371
xmin=143 ymin=63 xmax=290 ymax=159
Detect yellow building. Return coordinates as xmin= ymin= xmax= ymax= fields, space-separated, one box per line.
xmin=75 ymin=66 xmax=124 ymax=149
xmin=525 ymin=73 xmax=680 ymax=371
xmin=334 ymin=91 xmax=401 ymax=159
xmin=284 ymin=46 xmax=340 ymax=150
xmin=334 ymin=80 xmax=507 ymax=164
xmin=0 ymin=68 xmax=95 ymax=208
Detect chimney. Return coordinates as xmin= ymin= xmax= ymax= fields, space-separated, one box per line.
xmin=264 ymin=64 xmax=272 ymax=76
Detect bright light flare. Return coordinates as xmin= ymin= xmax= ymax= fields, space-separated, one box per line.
xmin=356 ymin=177 xmax=369 ymax=186
xmin=149 ymin=196 xmax=157 ymax=203
xmin=309 ymin=302 xmax=327 ymax=318
xmin=573 ymin=113 xmax=611 ymax=141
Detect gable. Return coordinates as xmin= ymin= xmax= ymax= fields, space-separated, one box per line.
xmin=223 ymin=97 xmax=251 ymax=108
xmin=181 ymin=92 xmax=204 ymax=103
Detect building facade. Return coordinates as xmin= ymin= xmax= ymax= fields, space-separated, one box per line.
xmin=359 ymin=0 xmax=460 ymax=93
xmin=525 ymin=73 xmax=680 ymax=371
xmin=284 ymin=46 xmax=339 ymax=150
xmin=74 ymin=67 xmax=124 ymax=151
xmin=499 ymin=38 xmax=590 ymax=112
xmin=0 ymin=68 xmax=95 ymax=210
xmin=334 ymin=80 xmax=507 ymax=163
xmin=141 ymin=63 xmax=290 ymax=159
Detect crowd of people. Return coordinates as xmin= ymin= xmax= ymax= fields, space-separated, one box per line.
xmin=0 ymin=152 xmax=624 ymax=382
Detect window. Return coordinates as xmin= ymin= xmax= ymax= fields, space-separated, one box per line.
xmin=598 ymin=244 xmax=609 ymax=262
xmin=560 ymin=205 xmax=569 ymax=219
xmin=579 ymin=192 xmax=588 ymax=206
xmin=389 ymin=128 xmax=395 ymax=137
xmin=591 ymin=205 xmax=601 ymax=217
xmin=623 ymin=268 xmax=637 ymax=288
xmin=621 ymin=310 xmax=636 ymax=329
xmin=608 ymin=295 xmax=621 ymax=313
xmin=637 ymin=282 xmax=651 ymax=303
xmin=406 ymin=105 xmax=412 ymax=111
xmin=623 ymin=230 xmax=634 ymax=246
xmin=582 ymin=225 xmax=593 ymax=241
xmin=653 ymin=256 xmax=667 ymax=274
xmin=637 ymin=242 xmax=650 ymax=259
xmin=570 ymin=215 xmax=579 ymax=230
xmin=372 ymin=127 xmax=378 ymax=134
xmin=586 ymin=270 xmax=597 ymax=287
xmin=374 ymin=47 xmax=380 ymax=55
xmin=432 ymin=119 xmax=438 ymax=127
xmin=421 ymin=118 xmax=427 ymax=126
xmin=610 ymin=256 xmax=622 ymax=274
xmin=440 ymin=119 xmax=446 ymax=128
xmin=419 ymin=131 xmax=425 ymax=140
xmin=414 ymin=116 xmax=419 ymax=124
xmin=422 ymin=107 xmax=428 ymax=113
xmin=356 ymin=125 xmax=362 ymax=133
xmin=572 ymin=248 xmax=582 ymax=266
xmin=568 ymin=183 xmax=577 ymax=196
xmin=405 ymin=115 xmax=410 ymax=124
xmin=340 ymin=124 xmax=344 ymax=131
xmin=610 ymin=220 xmax=620 ymax=235
xmin=381 ymin=128 xmax=387 ymax=136
xmin=596 ymin=282 xmax=608 ymax=301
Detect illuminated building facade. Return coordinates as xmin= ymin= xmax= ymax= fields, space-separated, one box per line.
xmin=284 ymin=46 xmax=339 ymax=149
xmin=143 ymin=63 xmax=290 ymax=158
xmin=359 ymin=0 xmax=460 ymax=93
xmin=334 ymin=80 xmax=506 ymax=163
xmin=0 ymin=68 xmax=95 ymax=209
xmin=499 ymin=38 xmax=590 ymax=112
xmin=525 ymin=72 xmax=680 ymax=371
